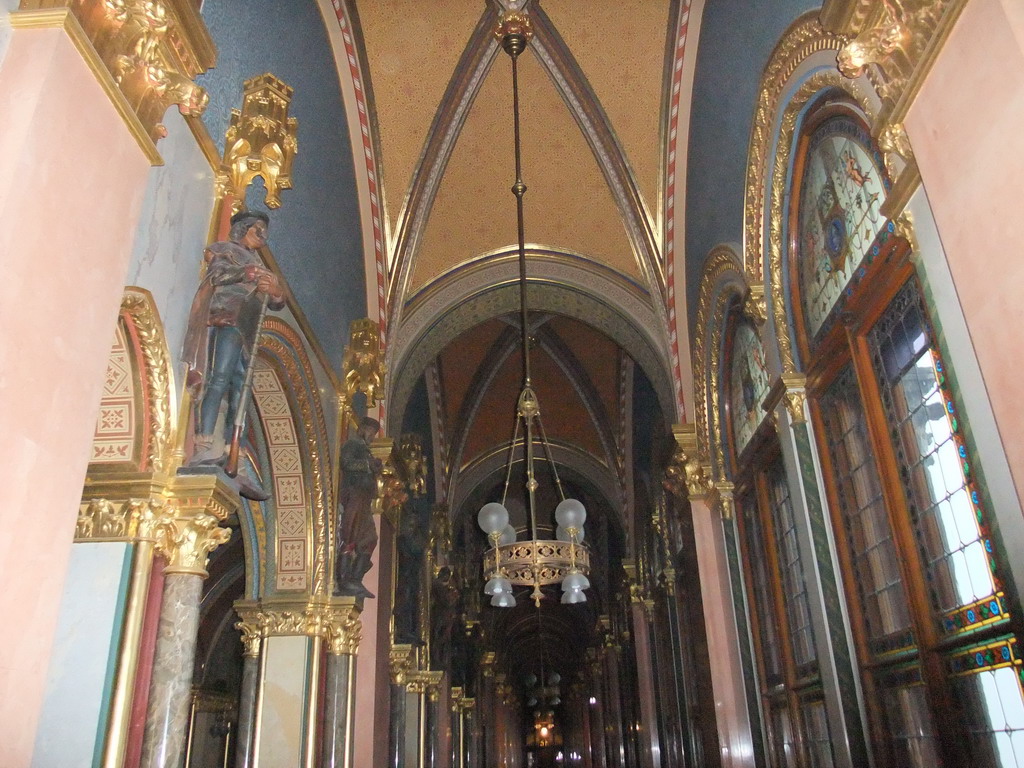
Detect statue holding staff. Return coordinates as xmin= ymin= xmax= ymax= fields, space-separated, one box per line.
xmin=335 ymin=417 xmax=382 ymax=598
xmin=182 ymin=210 xmax=285 ymax=500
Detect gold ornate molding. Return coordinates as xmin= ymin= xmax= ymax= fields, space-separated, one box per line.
xmin=481 ymin=651 xmax=496 ymax=678
xmin=395 ymin=433 xmax=428 ymax=498
xmin=13 ymin=0 xmax=214 ymax=164
xmin=219 ymin=73 xmax=298 ymax=211
xmin=691 ymin=246 xmax=746 ymax=477
xmin=154 ymin=506 xmax=229 ymax=577
xmin=340 ymin=319 xmax=385 ymax=429
xmin=744 ymin=14 xmax=847 ymax=284
xmin=836 ymin=0 xmax=961 ymax=127
xmin=767 ymin=71 xmax=870 ymax=374
xmin=121 ymin=288 xmax=176 ymax=474
xmin=235 ymin=597 xmax=362 ymax=654
xmin=76 ymin=496 xmax=168 ymax=541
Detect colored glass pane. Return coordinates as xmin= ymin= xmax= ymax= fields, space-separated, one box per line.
xmin=767 ymin=462 xmax=817 ymax=667
xmin=797 ymin=116 xmax=886 ymax=338
xmin=819 ymin=366 xmax=913 ymax=654
xmin=869 ymin=283 xmax=997 ymax=615
xmin=729 ymin=319 xmax=771 ymax=455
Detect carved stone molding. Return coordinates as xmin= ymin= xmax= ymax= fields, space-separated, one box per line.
xmin=13 ymin=0 xmax=215 ymax=162
xmin=219 ymin=73 xmax=297 ymax=211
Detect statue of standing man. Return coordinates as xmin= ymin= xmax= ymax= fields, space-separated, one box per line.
xmin=335 ymin=417 xmax=382 ymax=598
xmin=182 ymin=210 xmax=285 ymax=500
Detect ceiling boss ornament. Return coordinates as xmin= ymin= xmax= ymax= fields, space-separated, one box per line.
xmin=477 ymin=10 xmax=591 ymax=610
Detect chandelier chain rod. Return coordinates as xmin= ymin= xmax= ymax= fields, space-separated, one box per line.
xmin=510 ymin=42 xmax=531 ymax=389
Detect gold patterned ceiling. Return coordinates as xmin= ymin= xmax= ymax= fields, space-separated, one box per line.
xmin=355 ymin=0 xmax=670 ymax=299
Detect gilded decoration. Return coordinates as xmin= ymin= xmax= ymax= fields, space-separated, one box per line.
xmin=742 ymin=284 xmax=767 ymax=327
xmin=76 ymin=497 xmax=168 ymax=541
xmin=14 ymin=0 xmax=214 ymax=161
xmin=220 ymin=74 xmax=298 ymax=211
xmin=396 ymin=433 xmax=428 ymax=499
xmin=836 ymin=0 xmax=956 ymax=123
xmin=670 ymin=425 xmax=712 ymax=500
xmin=714 ymin=481 xmax=736 ymax=521
xmin=234 ymin=597 xmax=362 ymax=653
xmin=877 ymin=122 xmax=914 ymax=182
xmin=390 ymin=644 xmax=415 ymax=685
xmin=743 ymin=14 xmax=847 ymax=284
xmin=340 ymin=318 xmax=385 ymax=430
xmin=372 ymin=438 xmax=407 ymax=523
xmin=121 ymin=288 xmax=175 ymax=474
xmin=768 ymin=71 xmax=870 ymax=373
xmin=259 ymin=323 xmax=333 ymax=595
xmin=692 ymin=246 xmax=749 ymax=479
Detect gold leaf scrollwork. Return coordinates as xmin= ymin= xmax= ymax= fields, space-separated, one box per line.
xmin=222 ymin=73 xmax=298 ymax=210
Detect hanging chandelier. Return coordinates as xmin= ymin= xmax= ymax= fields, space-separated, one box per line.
xmin=476 ymin=10 xmax=591 ymax=609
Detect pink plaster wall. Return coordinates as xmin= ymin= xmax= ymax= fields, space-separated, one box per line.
xmin=354 ymin=515 xmax=395 ymax=767
xmin=904 ymin=0 xmax=1024 ymax=503
xmin=691 ymin=499 xmax=754 ymax=768
xmin=0 ymin=27 xmax=149 ymax=765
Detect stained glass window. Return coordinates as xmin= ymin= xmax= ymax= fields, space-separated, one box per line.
xmin=819 ymin=366 xmax=913 ymax=654
xmin=729 ymin=319 xmax=771 ymax=455
xmin=797 ymin=115 xmax=887 ymax=338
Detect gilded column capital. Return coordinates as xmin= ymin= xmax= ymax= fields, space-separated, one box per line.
xmin=714 ymin=481 xmax=736 ymax=521
xmin=325 ymin=602 xmax=362 ymax=656
xmin=234 ymin=615 xmax=262 ymax=658
xmin=481 ymin=651 xmax=496 ymax=678
xmin=154 ymin=507 xmax=229 ymax=577
xmin=390 ymin=643 xmax=416 ymax=685
xmin=13 ymin=0 xmax=215 ymax=162
xmin=765 ymin=374 xmax=809 ymax=426
xmin=220 ymin=73 xmax=298 ymax=211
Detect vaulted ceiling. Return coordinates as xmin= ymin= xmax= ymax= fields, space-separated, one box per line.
xmin=353 ymin=0 xmax=677 ymax=690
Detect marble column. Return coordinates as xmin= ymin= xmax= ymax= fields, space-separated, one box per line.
xmin=388 ymin=645 xmax=415 ymax=768
xmin=232 ymin=622 xmax=262 ymax=768
xmin=322 ymin=600 xmax=362 ymax=768
xmin=140 ymin=481 xmax=232 ymax=768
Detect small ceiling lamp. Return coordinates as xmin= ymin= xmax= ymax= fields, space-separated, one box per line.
xmin=477 ymin=10 xmax=590 ymax=609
